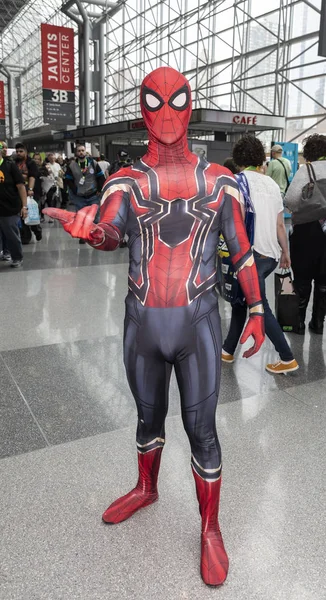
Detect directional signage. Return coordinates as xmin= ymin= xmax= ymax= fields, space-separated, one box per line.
xmin=0 ymin=81 xmax=6 ymax=139
xmin=41 ymin=24 xmax=75 ymax=126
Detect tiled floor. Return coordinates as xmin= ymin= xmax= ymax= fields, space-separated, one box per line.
xmin=0 ymin=223 xmax=325 ymax=599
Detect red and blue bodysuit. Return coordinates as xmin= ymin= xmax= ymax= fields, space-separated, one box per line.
xmin=45 ymin=67 xmax=264 ymax=587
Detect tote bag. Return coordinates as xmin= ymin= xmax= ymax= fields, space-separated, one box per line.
xmin=274 ymin=271 xmax=300 ymax=332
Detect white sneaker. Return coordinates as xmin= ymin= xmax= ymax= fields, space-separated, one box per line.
xmin=10 ymin=260 xmax=23 ymax=268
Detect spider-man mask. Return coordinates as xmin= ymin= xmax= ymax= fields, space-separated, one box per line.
xmin=141 ymin=67 xmax=192 ymax=145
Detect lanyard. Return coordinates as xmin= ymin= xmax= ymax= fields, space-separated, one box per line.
xmin=78 ymin=159 xmax=88 ymax=174
xmin=0 ymin=158 xmax=3 ymax=167
xmin=245 ymin=166 xmax=259 ymax=172
xmin=318 ymin=157 xmax=326 ymax=161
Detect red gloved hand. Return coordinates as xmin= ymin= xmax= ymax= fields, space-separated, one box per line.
xmin=240 ymin=314 xmax=265 ymax=358
xmin=43 ymin=205 xmax=104 ymax=243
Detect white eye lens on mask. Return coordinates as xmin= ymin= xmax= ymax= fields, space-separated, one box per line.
xmin=171 ymin=92 xmax=187 ymax=108
xmin=146 ymin=94 xmax=161 ymax=109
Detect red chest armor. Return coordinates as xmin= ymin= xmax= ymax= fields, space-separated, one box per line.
xmin=99 ymin=67 xmax=244 ymax=308
xmin=101 ymin=156 xmax=236 ymax=308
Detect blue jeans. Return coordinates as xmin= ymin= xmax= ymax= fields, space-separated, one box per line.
xmin=69 ymin=190 xmax=101 ymax=223
xmin=223 ymin=251 xmax=294 ymax=361
xmin=69 ymin=190 xmax=100 ymax=222
xmin=0 ymin=229 xmax=9 ymax=254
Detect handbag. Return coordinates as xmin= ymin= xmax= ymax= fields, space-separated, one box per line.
xmin=274 ymin=271 xmax=300 ymax=332
xmin=291 ymin=163 xmax=326 ymax=225
xmin=217 ymin=173 xmax=255 ymax=305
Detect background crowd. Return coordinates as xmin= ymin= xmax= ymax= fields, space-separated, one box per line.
xmin=0 ymin=144 xmax=133 ymax=263
xmin=0 ymin=134 xmax=325 ymax=350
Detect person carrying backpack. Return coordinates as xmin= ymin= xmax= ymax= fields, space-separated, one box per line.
xmin=222 ymin=135 xmax=298 ymax=374
xmin=285 ymin=133 xmax=326 ymax=335
xmin=266 ymin=144 xmax=291 ymax=198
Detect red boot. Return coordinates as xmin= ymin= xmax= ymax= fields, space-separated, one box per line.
xmin=192 ymin=468 xmax=229 ymax=586
xmin=102 ymin=447 xmax=162 ymax=524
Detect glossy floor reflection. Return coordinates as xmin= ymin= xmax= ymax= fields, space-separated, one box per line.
xmin=0 ymin=222 xmax=325 ymax=599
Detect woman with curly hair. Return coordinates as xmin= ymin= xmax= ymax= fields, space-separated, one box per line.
xmin=285 ymin=134 xmax=326 ymax=335
xmin=222 ymin=135 xmax=298 ymax=373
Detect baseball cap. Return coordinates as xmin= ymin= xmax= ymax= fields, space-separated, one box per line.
xmin=271 ymin=144 xmax=283 ymax=153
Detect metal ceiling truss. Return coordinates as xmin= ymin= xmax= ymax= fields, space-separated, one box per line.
xmin=104 ymin=0 xmax=326 ymax=145
xmin=0 ymin=0 xmax=325 ymax=144
xmin=0 ymin=0 xmax=26 ymax=35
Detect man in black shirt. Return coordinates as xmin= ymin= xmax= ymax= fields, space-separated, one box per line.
xmin=32 ymin=153 xmax=44 ymax=204
xmin=14 ymin=143 xmax=42 ymax=242
xmin=0 ymin=142 xmax=28 ymax=268
xmin=0 ymin=141 xmax=10 ymax=259
xmin=65 ymin=144 xmax=105 ymax=243
xmin=109 ymin=148 xmax=131 ymax=175
xmin=14 ymin=143 xmax=39 ymax=195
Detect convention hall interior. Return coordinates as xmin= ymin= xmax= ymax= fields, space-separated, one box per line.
xmin=0 ymin=1 xmax=325 ymax=599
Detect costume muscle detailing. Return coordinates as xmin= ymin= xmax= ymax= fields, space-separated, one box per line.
xmin=44 ymin=67 xmax=264 ymax=587
xmin=95 ymin=68 xmax=261 ymax=480
xmin=45 ymin=67 xmax=264 ymax=587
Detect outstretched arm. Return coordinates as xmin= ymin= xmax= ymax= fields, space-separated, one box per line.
xmin=91 ymin=178 xmax=131 ymax=250
xmin=220 ymin=182 xmax=265 ymax=358
xmin=43 ymin=170 xmax=133 ymax=251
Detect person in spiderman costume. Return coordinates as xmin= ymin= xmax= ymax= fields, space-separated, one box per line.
xmin=44 ymin=67 xmax=265 ymax=587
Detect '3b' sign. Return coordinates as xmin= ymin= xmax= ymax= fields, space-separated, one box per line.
xmin=51 ymin=90 xmax=69 ymax=102
xmin=45 ymin=89 xmax=74 ymax=103
xmin=43 ymin=88 xmax=75 ymax=125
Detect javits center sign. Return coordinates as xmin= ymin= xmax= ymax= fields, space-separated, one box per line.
xmin=0 ymin=81 xmax=5 ymax=139
xmin=41 ymin=24 xmax=75 ymax=126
